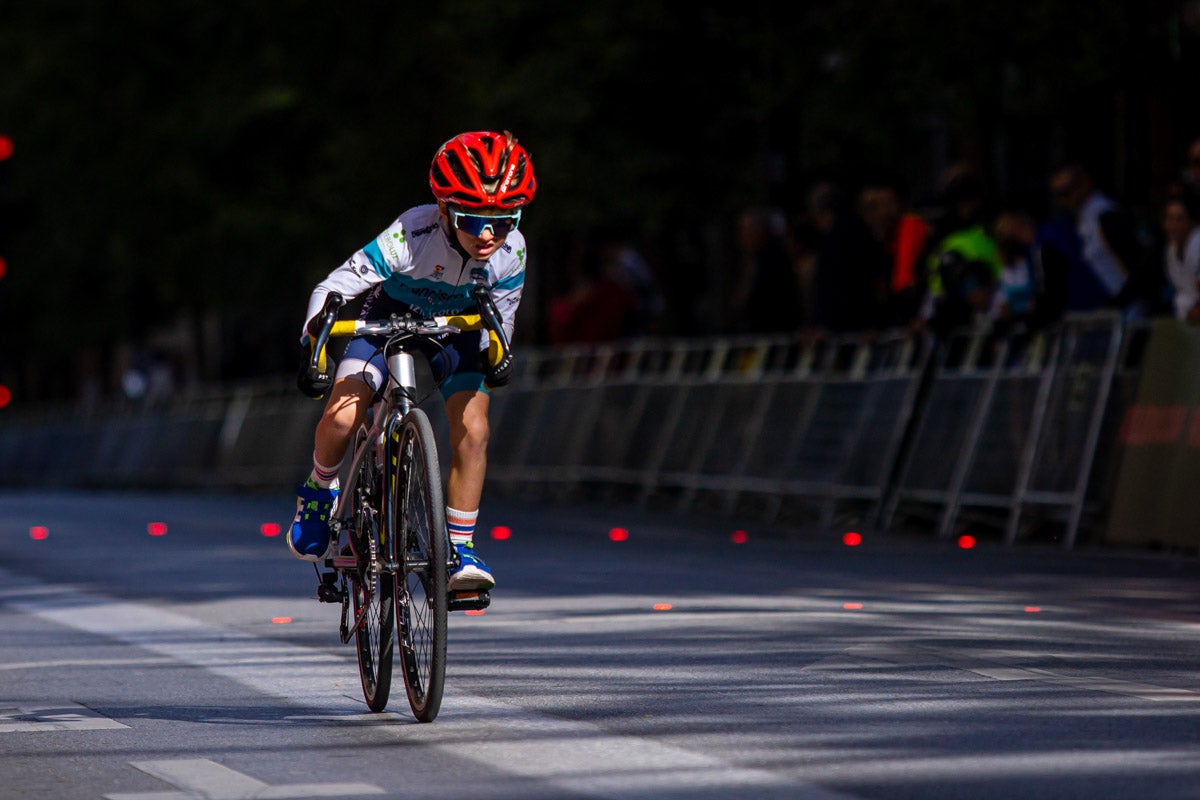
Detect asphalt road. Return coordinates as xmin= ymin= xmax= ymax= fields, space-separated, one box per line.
xmin=0 ymin=489 xmax=1198 ymax=800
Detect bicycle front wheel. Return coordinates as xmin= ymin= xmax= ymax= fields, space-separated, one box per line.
xmin=391 ymin=408 xmax=449 ymax=722
xmin=351 ymin=440 xmax=394 ymax=712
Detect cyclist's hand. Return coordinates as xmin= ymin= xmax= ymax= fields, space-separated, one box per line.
xmin=298 ymin=366 xmax=333 ymax=398
xmin=297 ymin=346 xmax=334 ymax=399
xmin=484 ymin=350 xmax=513 ymax=389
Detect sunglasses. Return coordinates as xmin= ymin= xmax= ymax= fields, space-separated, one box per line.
xmin=448 ymin=208 xmax=522 ymax=237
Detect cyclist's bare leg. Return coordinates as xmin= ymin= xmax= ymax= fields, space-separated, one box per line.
xmin=291 ymin=377 xmax=373 ymax=561
xmin=443 ymin=388 xmax=495 ymax=589
xmin=314 ymin=377 xmax=374 ymax=471
xmin=443 ymin=389 xmax=491 ymax=513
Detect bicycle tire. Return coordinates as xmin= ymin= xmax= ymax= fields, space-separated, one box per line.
xmin=351 ymin=441 xmax=395 ymax=712
xmin=391 ymin=407 xmax=449 ymax=722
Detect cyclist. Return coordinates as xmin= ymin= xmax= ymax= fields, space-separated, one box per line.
xmin=289 ymin=130 xmax=536 ymax=593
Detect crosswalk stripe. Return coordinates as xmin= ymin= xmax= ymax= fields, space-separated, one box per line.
xmin=1 ymin=568 xmax=855 ymax=800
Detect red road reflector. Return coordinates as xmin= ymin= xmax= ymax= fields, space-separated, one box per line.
xmin=731 ymin=530 xmax=749 ymax=544
xmin=843 ymin=602 xmax=864 ymax=610
xmin=491 ymin=525 xmax=512 ymax=541
xmin=843 ymin=532 xmax=862 ymax=546
xmin=29 ymin=526 xmax=49 ymax=540
xmin=260 ymin=522 xmax=281 ymax=537
xmin=1025 ymin=606 xmax=1042 ymax=614
xmin=608 ymin=527 xmax=629 ymax=542
xmin=652 ymin=603 xmax=673 ymax=611
xmin=271 ymin=617 xmax=292 ymax=624
xmin=147 ymin=522 xmax=168 ymax=536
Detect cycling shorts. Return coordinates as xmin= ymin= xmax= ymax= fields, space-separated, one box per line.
xmin=334 ymin=291 xmax=489 ymax=399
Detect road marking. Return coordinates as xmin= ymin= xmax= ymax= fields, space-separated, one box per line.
xmin=0 ymin=657 xmax=175 ymax=672
xmin=104 ymin=758 xmax=383 ymax=800
xmin=835 ymin=643 xmax=1200 ymax=702
xmin=0 ymin=701 xmax=128 ymax=733
xmin=1 ymin=570 xmax=857 ymax=800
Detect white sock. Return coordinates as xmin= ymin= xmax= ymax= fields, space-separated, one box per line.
xmin=310 ymin=455 xmax=339 ymax=489
xmin=447 ymin=506 xmax=478 ymax=546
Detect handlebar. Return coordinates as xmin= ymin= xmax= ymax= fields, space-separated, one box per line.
xmin=302 ymin=286 xmax=512 ymax=386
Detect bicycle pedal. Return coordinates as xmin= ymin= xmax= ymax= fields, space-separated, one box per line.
xmin=448 ymin=590 xmax=491 ymax=612
xmin=316 ymin=573 xmax=344 ymax=604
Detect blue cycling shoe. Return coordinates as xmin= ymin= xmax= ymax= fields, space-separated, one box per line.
xmin=289 ymin=481 xmax=339 ymax=562
xmin=449 ymin=542 xmax=495 ymax=592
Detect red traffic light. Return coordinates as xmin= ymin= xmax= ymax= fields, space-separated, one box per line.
xmin=0 ymin=135 xmax=12 ymax=161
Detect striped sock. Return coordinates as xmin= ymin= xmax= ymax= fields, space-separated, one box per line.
xmin=447 ymin=506 xmax=478 ymax=547
xmin=310 ymin=455 xmax=340 ymax=489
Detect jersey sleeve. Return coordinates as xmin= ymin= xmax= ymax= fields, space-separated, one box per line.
xmin=301 ymin=216 xmax=413 ymax=341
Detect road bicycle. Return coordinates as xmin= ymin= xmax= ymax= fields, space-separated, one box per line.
xmin=301 ymin=284 xmax=509 ymax=722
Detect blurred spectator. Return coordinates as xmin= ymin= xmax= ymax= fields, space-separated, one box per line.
xmin=596 ymin=231 xmax=665 ymax=335
xmin=1161 ymin=193 xmax=1200 ymax=323
xmin=991 ymin=209 xmax=1040 ymax=331
xmin=806 ymin=180 xmax=841 ymax=239
xmin=783 ymin=217 xmax=820 ymax=331
xmin=547 ymin=244 xmax=638 ymax=346
xmin=117 ymin=343 xmax=180 ymax=405
xmin=788 ymin=182 xmax=841 ymax=329
xmin=1048 ymin=163 xmax=1154 ymax=318
xmin=922 ymin=165 xmax=1003 ymax=334
xmin=1180 ymin=136 xmax=1200 ymax=204
xmin=856 ymin=180 xmax=930 ymax=328
xmin=547 ymin=228 xmax=665 ymax=345
xmin=728 ymin=206 xmax=804 ymax=334
xmin=812 ymin=183 xmax=894 ymax=335
xmin=1031 ymin=207 xmax=1077 ymax=327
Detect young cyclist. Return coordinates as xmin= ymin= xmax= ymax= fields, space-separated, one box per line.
xmin=289 ymin=130 xmax=536 ymax=593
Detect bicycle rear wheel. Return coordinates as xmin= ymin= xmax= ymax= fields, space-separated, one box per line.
xmin=391 ymin=408 xmax=448 ymax=722
xmin=351 ymin=441 xmax=394 ymax=712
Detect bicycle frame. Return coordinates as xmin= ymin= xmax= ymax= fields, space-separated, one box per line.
xmin=326 ymin=346 xmax=420 ymax=642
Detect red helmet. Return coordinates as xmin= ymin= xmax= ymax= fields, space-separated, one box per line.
xmin=429 ymin=131 xmax=536 ymax=210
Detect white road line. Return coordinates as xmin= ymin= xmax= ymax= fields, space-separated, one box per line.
xmin=0 ymin=657 xmax=176 ymax=672
xmin=0 ymin=702 xmax=129 ymax=733
xmin=105 ymin=758 xmax=383 ymax=800
xmin=0 ymin=568 xmax=857 ymax=800
xmin=840 ymin=643 xmax=1200 ymax=702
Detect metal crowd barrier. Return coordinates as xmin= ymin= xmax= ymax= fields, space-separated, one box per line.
xmin=0 ymin=380 xmax=322 ymax=490
xmin=0 ymin=312 xmax=1141 ymax=547
xmin=486 ymin=331 xmax=932 ymax=529
xmin=881 ymin=312 xmax=1132 ymax=547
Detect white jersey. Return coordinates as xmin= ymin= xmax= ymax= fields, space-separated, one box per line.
xmin=1076 ymin=192 xmax=1127 ymax=298
xmin=304 ymin=204 xmax=527 ymax=345
xmin=1166 ymin=227 xmax=1200 ymax=320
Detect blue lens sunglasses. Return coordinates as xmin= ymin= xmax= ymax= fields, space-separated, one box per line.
xmin=448 ymin=208 xmax=522 ymax=237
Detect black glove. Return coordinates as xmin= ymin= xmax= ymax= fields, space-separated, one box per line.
xmin=297 ymin=347 xmax=334 ymax=399
xmin=484 ymin=350 xmax=513 ymax=389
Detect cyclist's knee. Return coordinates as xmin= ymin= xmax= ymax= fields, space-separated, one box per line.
xmin=451 ymin=414 xmax=490 ymax=459
xmin=317 ymin=379 xmax=372 ymax=439
xmin=446 ymin=389 xmax=491 ymax=461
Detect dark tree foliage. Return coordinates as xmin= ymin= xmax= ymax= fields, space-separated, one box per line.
xmin=0 ymin=0 xmax=1195 ymax=399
